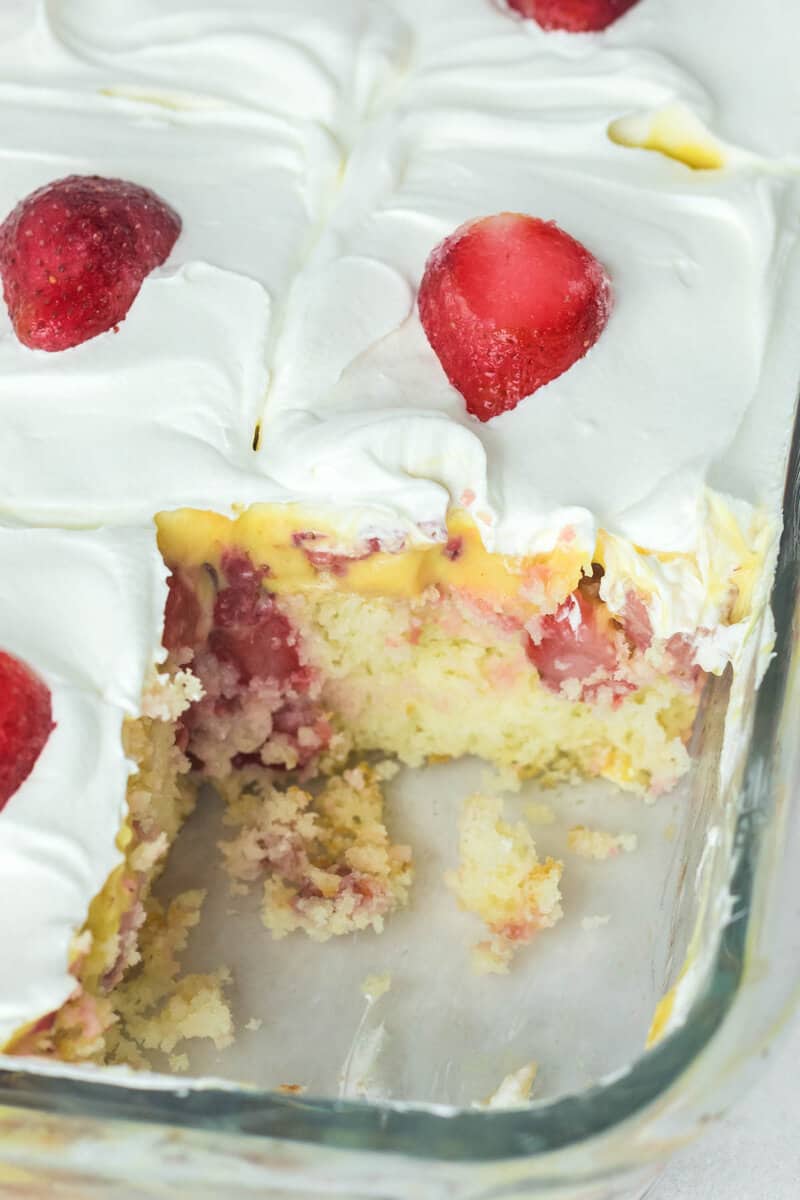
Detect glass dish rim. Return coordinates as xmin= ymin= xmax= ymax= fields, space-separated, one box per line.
xmin=1 ymin=418 xmax=797 ymax=1166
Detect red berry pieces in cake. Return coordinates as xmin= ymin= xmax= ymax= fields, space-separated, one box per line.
xmin=442 ymin=536 xmax=464 ymax=562
xmin=507 ymin=0 xmax=640 ymax=32
xmin=526 ymin=581 xmax=618 ymax=692
xmin=211 ymin=606 xmax=303 ymax=686
xmin=166 ymin=550 xmax=332 ymax=776
xmin=163 ymin=570 xmax=204 ymax=665
xmin=292 ymin=531 xmax=382 ymax=578
xmin=209 ymin=550 xmax=304 ymax=686
xmin=418 ymin=213 xmax=611 ymax=421
xmin=0 ymin=650 xmax=55 ymax=811
xmin=0 ymin=174 xmax=181 ymax=351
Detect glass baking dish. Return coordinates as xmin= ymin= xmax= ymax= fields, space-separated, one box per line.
xmin=1 ymin=413 xmax=799 ymax=1200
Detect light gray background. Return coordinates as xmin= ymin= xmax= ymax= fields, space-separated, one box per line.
xmin=654 ymin=1015 xmax=800 ymax=1198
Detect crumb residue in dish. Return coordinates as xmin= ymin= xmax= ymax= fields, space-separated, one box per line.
xmin=107 ymin=889 xmax=233 ymax=1067
xmin=567 ymin=825 xmax=638 ymax=861
xmin=361 ymin=972 xmax=392 ymax=1002
xmin=445 ymin=794 xmax=563 ymax=974
xmin=219 ymin=762 xmax=412 ymax=941
xmin=477 ymin=1061 xmax=538 ymax=1109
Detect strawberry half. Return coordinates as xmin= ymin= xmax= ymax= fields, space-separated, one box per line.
xmin=418 ymin=212 xmax=611 ymax=421
xmin=0 ymin=650 xmax=55 ymax=811
xmin=507 ymin=0 xmax=641 ymax=32
xmin=0 ymin=175 xmax=181 ymax=351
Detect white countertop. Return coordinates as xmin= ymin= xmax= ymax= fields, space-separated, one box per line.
xmin=654 ymin=1013 xmax=800 ymax=1199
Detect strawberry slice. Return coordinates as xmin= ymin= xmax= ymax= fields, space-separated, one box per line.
xmin=0 ymin=650 xmax=55 ymax=811
xmin=163 ymin=570 xmax=204 ymax=665
xmin=507 ymin=0 xmax=641 ymax=32
xmin=418 ymin=213 xmax=611 ymax=421
xmin=209 ymin=550 xmax=304 ymax=685
xmin=526 ymin=583 xmax=618 ymax=692
xmin=209 ymin=606 xmax=304 ymax=686
xmin=0 ymin=174 xmax=181 ymax=351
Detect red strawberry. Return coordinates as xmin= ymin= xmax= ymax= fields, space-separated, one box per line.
xmin=0 ymin=175 xmax=181 ymax=351
xmin=163 ymin=569 xmax=204 ymax=664
xmin=208 ymin=550 xmax=304 ymax=685
xmin=418 ymin=213 xmax=611 ymax=422
xmin=507 ymin=0 xmax=641 ymax=32
xmin=525 ymin=584 xmax=618 ymax=692
xmin=209 ymin=606 xmax=304 ymax=686
xmin=0 ymin=650 xmax=55 ymax=811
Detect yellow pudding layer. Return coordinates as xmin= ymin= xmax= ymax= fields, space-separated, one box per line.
xmin=157 ymin=492 xmax=767 ymax=632
xmin=156 ymin=506 xmax=586 ymax=610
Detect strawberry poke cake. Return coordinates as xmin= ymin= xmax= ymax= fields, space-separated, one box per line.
xmin=0 ymin=0 xmax=798 ymax=1064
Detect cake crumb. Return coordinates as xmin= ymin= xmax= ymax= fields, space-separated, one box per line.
xmin=277 ymin=1083 xmax=307 ymax=1095
xmin=524 ymin=801 xmax=556 ymax=826
xmin=374 ymin=758 xmax=400 ymax=782
xmin=169 ymin=1052 xmax=189 ymax=1072
xmin=477 ymin=1061 xmax=538 ymax=1110
xmin=245 ymin=1017 xmax=263 ymax=1032
xmin=67 ymin=929 xmax=93 ymax=966
xmin=141 ymin=667 xmax=204 ymax=721
xmin=567 ymin=825 xmax=638 ymax=860
xmin=106 ymin=889 xmax=234 ymax=1066
xmin=125 ymin=970 xmax=234 ymax=1055
xmin=581 ymin=914 xmax=611 ymax=930
xmin=445 ymin=794 xmax=563 ymax=974
xmin=480 ymin=765 xmax=522 ymax=794
xmin=361 ymin=972 xmax=392 ymax=1002
xmin=129 ymin=831 xmax=169 ymax=874
xmin=471 ymin=940 xmax=513 ymax=975
xmin=219 ymin=763 xmax=413 ymax=942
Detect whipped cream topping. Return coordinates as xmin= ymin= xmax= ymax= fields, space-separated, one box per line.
xmin=36 ymin=0 xmax=411 ymax=133
xmin=264 ymin=108 xmax=798 ymax=553
xmin=0 ymin=525 xmax=167 ymax=1047
xmin=0 ymin=2 xmax=795 ymax=561
xmin=0 ymin=0 xmax=798 ymax=1039
xmin=0 ymin=80 xmax=338 ymax=524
